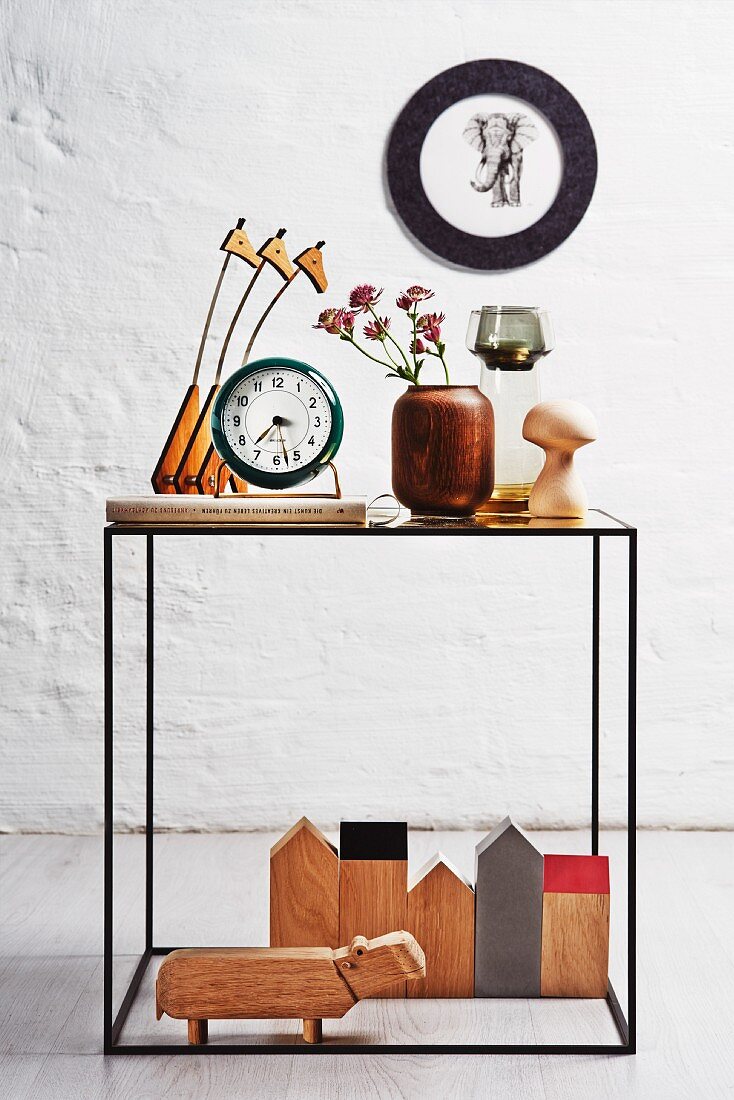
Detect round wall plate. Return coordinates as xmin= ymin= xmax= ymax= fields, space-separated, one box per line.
xmin=387 ymin=60 xmax=597 ymax=270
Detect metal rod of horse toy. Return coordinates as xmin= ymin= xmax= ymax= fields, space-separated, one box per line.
xmin=213 ymin=251 xmax=269 ymax=386
xmin=190 ymin=217 xmax=245 ymax=387
xmin=241 ymin=241 xmax=325 ymax=366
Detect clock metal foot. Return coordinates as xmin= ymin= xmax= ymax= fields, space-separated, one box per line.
xmin=213 ymin=460 xmax=342 ymax=500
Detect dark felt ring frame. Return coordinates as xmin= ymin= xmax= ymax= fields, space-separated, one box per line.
xmin=386 ymin=60 xmax=597 ymax=271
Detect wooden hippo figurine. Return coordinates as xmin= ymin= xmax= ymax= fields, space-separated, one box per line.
xmin=156 ymin=930 xmax=426 ymax=1045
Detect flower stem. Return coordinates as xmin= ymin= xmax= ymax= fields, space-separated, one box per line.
xmin=366 ymin=302 xmax=414 ymax=377
xmin=410 ymin=309 xmax=420 ymax=381
xmin=345 ymin=332 xmax=399 ymax=372
xmin=438 ymin=347 xmax=450 ymax=384
xmin=383 ymin=342 xmax=402 ymax=371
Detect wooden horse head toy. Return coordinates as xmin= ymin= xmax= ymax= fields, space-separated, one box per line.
xmin=152 ymin=222 xmax=329 ymax=497
xmin=151 ymin=216 xmax=259 ymax=494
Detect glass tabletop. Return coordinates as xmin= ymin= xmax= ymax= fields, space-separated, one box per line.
xmin=106 ymin=508 xmax=634 ymax=536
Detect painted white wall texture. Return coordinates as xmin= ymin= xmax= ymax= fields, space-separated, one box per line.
xmin=1 ymin=0 xmax=732 ymax=832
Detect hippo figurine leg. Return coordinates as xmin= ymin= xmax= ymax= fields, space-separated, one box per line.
xmin=188 ymin=1019 xmax=208 ymax=1044
xmin=157 ymin=931 xmax=426 ymax=1046
xmin=302 ymin=1019 xmax=322 ymax=1044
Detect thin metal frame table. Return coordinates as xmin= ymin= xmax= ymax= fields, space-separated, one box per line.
xmin=104 ymin=508 xmax=636 ymax=1055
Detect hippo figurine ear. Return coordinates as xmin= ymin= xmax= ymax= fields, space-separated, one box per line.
xmin=334 ymin=931 xmax=426 ymax=1001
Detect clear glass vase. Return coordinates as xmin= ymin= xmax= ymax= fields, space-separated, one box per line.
xmin=466 ymin=307 xmax=554 ymax=511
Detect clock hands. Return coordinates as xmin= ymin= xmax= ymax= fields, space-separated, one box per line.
xmin=254 ymin=423 xmax=277 ymax=445
xmin=252 ymin=414 xmax=289 ymax=464
xmin=276 ymin=422 xmax=289 ymax=466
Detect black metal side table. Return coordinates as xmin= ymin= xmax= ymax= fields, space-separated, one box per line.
xmin=104 ymin=508 xmax=636 ymax=1055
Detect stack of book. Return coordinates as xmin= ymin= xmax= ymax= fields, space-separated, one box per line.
xmin=106 ymin=496 xmax=368 ymax=526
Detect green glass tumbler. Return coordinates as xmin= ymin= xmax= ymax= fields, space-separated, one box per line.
xmin=466 ymin=307 xmax=554 ymax=511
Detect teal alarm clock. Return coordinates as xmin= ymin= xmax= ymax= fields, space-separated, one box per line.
xmin=211 ymin=357 xmax=344 ymax=490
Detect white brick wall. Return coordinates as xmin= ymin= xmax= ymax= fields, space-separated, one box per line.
xmin=1 ymin=0 xmax=732 ymax=830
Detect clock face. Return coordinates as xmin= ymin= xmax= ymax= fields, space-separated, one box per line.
xmin=211 ymin=358 xmax=344 ymax=490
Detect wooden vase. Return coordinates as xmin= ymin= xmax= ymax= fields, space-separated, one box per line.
xmin=391 ymin=386 xmax=494 ymax=517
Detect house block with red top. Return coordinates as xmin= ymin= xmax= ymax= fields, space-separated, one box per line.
xmin=540 ymin=854 xmax=610 ymax=998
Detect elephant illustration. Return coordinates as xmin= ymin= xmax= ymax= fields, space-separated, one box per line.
xmin=463 ymin=113 xmax=537 ymax=207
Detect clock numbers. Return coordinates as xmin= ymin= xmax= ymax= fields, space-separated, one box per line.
xmin=221 ymin=365 xmax=334 ymax=478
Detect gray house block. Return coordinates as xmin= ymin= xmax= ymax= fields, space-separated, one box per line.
xmin=474 ymin=816 xmax=543 ymax=997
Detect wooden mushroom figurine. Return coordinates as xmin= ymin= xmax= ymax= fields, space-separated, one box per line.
xmin=156 ymin=930 xmax=425 ymax=1045
xmin=523 ymin=400 xmax=598 ymax=518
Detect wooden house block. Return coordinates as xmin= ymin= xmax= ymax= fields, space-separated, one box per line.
xmin=541 ymin=854 xmax=610 ymax=998
xmin=338 ymin=822 xmax=408 ymax=998
xmin=474 ymin=816 xmax=543 ymax=997
xmin=294 ymin=243 xmax=328 ymax=293
xmin=406 ymin=853 xmax=474 ymax=998
xmin=270 ymin=818 xmax=339 ymax=948
xmin=258 ymin=230 xmax=294 ymax=281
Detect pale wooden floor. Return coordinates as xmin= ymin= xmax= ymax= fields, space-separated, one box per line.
xmin=1 ymin=831 xmax=733 ymax=1098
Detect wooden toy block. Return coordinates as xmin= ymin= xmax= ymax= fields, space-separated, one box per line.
xmin=294 ymin=244 xmax=328 ymax=293
xmin=220 ymin=223 xmax=261 ymax=268
xmin=406 ymin=853 xmax=474 ymax=998
xmin=474 ymin=816 xmax=543 ymax=997
xmin=270 ymin=817 xmax=339 ymax=948
xmin=156 ymin=930 xmax=426 ymax=1044
xmin=523 ymin=400 xmax=598 ymax=518
xmin=339 ymin=822 xmax=408 ymax=998
xmin=258 ymin=230 xmax=294 ymax=281
xmin=151 ymin=384 xmax=201 ymax=494
xmin=541 ymin=854 xmax=610 ymax=998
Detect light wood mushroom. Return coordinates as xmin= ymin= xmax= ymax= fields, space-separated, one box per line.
xmin=523 ymin=400 xmax=598 ymax=518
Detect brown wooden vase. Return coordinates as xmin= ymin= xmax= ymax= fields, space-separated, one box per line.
xmin=391 ymin=385 xmax=494 ymax=517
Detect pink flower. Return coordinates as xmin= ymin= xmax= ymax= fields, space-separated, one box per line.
xmin=364 ymin=315 xmax=391 ymax=341
xmin=395 ymin=293 xmax=413 ymax=310
xmin=313 ymin=308 xmax=356 ymax=335
xmin=339 ymin=309 xmax=357 ymax=333
xmin=313 ymin=308 xmax=343 ymax=334
xmin=403 ymin=285 xmax=435 ymax=304
xmin=417 ymin=311 xmax=445 ymax=343
xmin=349 ymin=284 xmax=383 ymax=312
xmin=411 ymin=338 xmax=426 ymax=355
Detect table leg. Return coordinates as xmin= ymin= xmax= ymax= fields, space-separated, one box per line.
xmin=592 ymin=535 xmax=600 ymax=856
xmin=104 ymin=528 xmax=114 ymax=1053
xmin=627 ymin=531 xmax=637 ymax=1051
xmin=146 ymin=535 xmax=154 ymax=950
